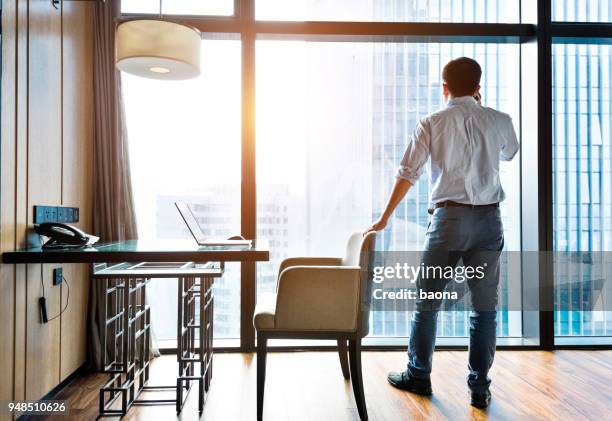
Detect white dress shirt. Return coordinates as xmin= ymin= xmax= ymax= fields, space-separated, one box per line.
xmin=397 ymin=96 xmax=519 ymax=207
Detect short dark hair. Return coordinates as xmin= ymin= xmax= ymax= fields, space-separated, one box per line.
xmin=442 ymin=57 xmax=482 ymax=97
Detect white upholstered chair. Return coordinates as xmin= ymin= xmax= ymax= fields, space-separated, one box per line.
xmin=253 ymin=231 xmax=377 ymax=421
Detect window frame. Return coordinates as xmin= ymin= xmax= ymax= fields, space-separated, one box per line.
xmin=119 ymin=0 xmax=612 ymax=352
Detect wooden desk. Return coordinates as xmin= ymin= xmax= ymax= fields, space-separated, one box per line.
xmin=2 ymin=240 xmax=269 ymax=416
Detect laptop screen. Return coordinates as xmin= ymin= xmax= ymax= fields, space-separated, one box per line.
xmin=175 ymin=202 xmax=205 ymax=243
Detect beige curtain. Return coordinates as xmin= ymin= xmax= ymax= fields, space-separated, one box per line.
xmin=91 ymin=0 xmax=137 ymax=243
xmin=87 ymin=0 xmax=158 ymax=370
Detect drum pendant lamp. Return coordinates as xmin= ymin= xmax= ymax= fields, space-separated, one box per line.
xmin=116 ymin=19 xmax=201 ymax=80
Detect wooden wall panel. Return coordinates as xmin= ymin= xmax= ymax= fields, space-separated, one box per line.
xmin=13 ymin=0 xmax=30 ymax=403
xmin=0 ymin=0 xmax=94 ymax=407
xmin=0 ymin=0 xmax=17 ymax=419
xmin=60 ymin=0 xmax=94 ymax=381
xmin=25 ymin=0 xmax=63 ymax=401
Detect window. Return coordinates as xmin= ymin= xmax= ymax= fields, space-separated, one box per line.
xmin=256 ymin=41 xmax=522 ymax=340
xmin=256 ymin=0 xmax=519 ymax=22
xmin=121 ymin=0 xmax=234 ymax=16
xmin=553 ymin=43 xmax=612 ymax=340
xmin=119 ymin=0 xmax=612 ymax=350
xmin=552 ymin=0 xmax=611 ymax=22
xmin=123 ymin=40 xmax=241 ymax=342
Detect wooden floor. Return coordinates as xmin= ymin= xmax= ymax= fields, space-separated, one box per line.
xmin=38 ymin=350 xmax=611 ymax=421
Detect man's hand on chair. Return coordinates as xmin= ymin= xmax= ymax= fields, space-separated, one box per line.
xmin=366 ymin=217 xmax=388 ymax=234
xmin=366 ymin=178 xmax=412 ymax=235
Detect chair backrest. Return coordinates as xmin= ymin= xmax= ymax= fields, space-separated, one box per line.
xmin=342 ymin=231 xmax=377 ymax=337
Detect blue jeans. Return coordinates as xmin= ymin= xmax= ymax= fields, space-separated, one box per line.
xmin=407 ymin=206 xmax=504 ymax=394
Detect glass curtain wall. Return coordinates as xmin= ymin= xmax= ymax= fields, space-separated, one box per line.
xmin=553 ymin=43 xmax=612 ymax=339
xmin=553 ymin=0 xmax=611 ymax=22
xmin=552 ymin=1 xmax=612 ymax=343
xmin=256 ymin=0 xmax=519 ymax=22
xmin=256 ymin=42 xmax=521 ymax=340
xmin=123 ymin=40 xmax=242 ymax=341
xmin=255 ymin=1 xmax=522 ymax=342
xmin=119 ymin=0 xmax=612 ymax=348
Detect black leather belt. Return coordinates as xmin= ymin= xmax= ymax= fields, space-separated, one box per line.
xmin=427 ymin=201 xmax=499 ymax=215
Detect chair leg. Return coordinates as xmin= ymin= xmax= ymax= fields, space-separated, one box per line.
xmin=337 ymin=339 xmax=350 ymax=380
xmin=257 ymin=334 xmax=268 ymax=421
xmin=348 ymin=338 xmax=368 ymax=421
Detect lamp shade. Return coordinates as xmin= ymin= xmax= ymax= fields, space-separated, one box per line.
xmin=116 ymin=20 xmax=201 ymax=80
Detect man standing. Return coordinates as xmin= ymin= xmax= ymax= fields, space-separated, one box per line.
xmin=367 ymin=57 xmax=519 ymax=408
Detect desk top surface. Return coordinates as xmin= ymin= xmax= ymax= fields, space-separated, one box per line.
xmin=2 ymin=239 xmax=270 ymax=264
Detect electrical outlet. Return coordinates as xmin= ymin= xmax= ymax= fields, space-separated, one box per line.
xmin=53 ymin=267 xmax=63 ymax=285
xmin=34 ymin=206 xmax=57 ymax=223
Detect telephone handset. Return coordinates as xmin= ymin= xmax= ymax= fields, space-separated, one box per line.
xmin=34 ymin=223 xmax=99 ymax=249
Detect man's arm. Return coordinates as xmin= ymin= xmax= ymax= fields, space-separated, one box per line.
xmin=366 ymin=178 xmax=412 ymax=233
xmin=500 ymin=116 xmax=519 ymax=161
xmin=366 ymin=118 xmax=430 ymax=234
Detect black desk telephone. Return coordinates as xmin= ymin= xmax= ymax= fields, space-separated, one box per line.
xmin=34 ymin=223 xmax=99 ymax=249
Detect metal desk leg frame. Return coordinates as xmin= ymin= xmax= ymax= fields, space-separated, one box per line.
xmin=176 ymin=276 xmax=214 ymax=414
xmin=99 ymin=277 xmax=159 ymax=415
xmin=96 ymin=265 xmax=218 ymax=416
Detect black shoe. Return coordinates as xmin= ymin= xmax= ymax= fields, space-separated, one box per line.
xmin=470 ymin=390 xmax=491 ymax=409
xmin=387 ymin=371 xmax=432 ymax=395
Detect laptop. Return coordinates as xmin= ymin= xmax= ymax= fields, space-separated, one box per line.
xmin=175 ymin=202 xmax=252 ymax=247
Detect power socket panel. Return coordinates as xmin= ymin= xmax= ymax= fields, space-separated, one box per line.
xmin=53 ymin=267 xmax=63 ymax=285
xmin=34 ymin=205 xmax=79 ymax=224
